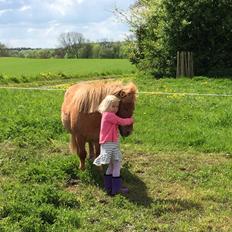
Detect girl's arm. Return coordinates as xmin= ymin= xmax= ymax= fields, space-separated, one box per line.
xmin=106 ymin=113 xmax=133 ymax=126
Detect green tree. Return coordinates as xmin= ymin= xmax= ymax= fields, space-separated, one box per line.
xmin=53 ymin=48 xmax=65 ymax=58
xmin=0 ymin=42 xmax=10 ymax=57
xmin=128 ymin=0 xmax=232 ymax=77
xmin=37 ymin=49 xmax=53 ymax=58
xmin=58 ymin=32 xmax=85 ymax=58
xmin=98 ymin=40 xmax=115 ymax=58
xmin=78 ymin=42 xmax=93 ymax=58
xmin=92 ymin=43 xmax=101 ymax=58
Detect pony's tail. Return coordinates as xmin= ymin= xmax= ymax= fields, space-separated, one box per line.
xmin=69 ymin=134 xmax=78 ymax=154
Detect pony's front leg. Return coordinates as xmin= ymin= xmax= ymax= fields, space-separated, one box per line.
xmin=88 ymin=142 xmax=95 ymax=161
xmin=94 ymin=142 xmax=100 ymax=158
xmin=94 ymin=142 xmax=103 ymax=172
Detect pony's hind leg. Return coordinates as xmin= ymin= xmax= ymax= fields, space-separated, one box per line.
xmin=76 ymin=137 xmax=87 ymax=170
xmin=69 ymin=134 xmax=78 ymax=153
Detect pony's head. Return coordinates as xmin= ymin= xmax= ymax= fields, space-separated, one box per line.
xmin=116 ymin=83 xmax=137 ymax=137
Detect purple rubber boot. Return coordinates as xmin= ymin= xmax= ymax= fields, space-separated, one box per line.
xmin=111 ymin=176 xmax=128 ymax=196
xmin=104 ymin=174 xmax=112 ymax=194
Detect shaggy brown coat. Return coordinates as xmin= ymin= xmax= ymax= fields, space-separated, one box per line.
xmin=61 ymin=80 xmax=137 ymax=170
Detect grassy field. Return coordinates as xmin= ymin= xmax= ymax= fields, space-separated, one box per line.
xmin=0 ymin=58 xmax=135 ymax=84
xmin=0 ymin=68 xmax=232 ymax=231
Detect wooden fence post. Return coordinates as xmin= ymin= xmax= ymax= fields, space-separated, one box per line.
xmin=176 ymin=51 xmax=180 ymax=77
xmin=176 ymin=51 xmax=194 ymax=78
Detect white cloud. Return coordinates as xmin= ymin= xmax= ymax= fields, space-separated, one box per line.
xmin=49 ymin=0 xmax=84 ymax=15
xmin=0 ymin=0 xmax=135 ymax=48
xmin=19 ymin=5 xmax=31 ymax=11
xmin=0 ymin=8 xmax=13 ymax=16
xmin=83 ymin=16 xmax=129 ymax=41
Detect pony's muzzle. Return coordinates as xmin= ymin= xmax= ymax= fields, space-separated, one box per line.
xmin=123 ymin=130 xmax=131 ymax=137
xmin=119 ymin=125 xmax=133 ymax=137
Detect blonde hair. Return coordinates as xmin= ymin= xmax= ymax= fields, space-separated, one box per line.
xmin=98 ymin=95 xmax=120 ymax=113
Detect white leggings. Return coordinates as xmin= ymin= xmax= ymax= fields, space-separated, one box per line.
xmin=106 ymin=160 xmax=121 ymax=177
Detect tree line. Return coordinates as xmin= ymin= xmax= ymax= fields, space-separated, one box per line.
xmin=0 ymin=32 xmax=131 ymax=59
xmin=126 ymin=0 xmax=232 ymax=77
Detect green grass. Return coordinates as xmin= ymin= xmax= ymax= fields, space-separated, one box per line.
xmin=135 ymin=75 xmax=232 ymax=94
xmin=0 ymin=58 xmax=136 ymax=84
xmin=0 ymin=75 xmax=232 ymax=231
xmin=129 ymin=90 xmax=232 ymax=154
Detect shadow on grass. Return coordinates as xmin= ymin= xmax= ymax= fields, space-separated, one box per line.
xmin=122 ymin=167 xmax=203 ymax=214
xmin=83 ymin=160 xmax=202 ymax=213
xmin=151 ymin=198 xmax=203 ymax=216
xmin=121 ymin=166 xmax=153 ymax=207
xmin=85 ymin=160 xmax=153 ymax=206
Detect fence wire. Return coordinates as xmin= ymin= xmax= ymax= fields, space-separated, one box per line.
xmin=1 ymin=86 xmax=232 ymax=97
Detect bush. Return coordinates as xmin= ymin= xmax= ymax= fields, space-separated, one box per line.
xmin=129 ymin=0 xmax=232 ymax=77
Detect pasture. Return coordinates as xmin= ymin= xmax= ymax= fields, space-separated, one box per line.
xmin=0 ymin=62 xmax=232 ymax=231
xmin=0 ymin=58 xmax=136 ymax=84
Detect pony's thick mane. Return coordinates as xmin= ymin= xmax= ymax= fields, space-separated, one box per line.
xmin=70 ymin=80 xmax=137 ymax=113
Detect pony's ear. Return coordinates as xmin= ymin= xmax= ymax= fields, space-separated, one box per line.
xmin=116 ymin=82 xmax=137 ymax=99
xmin=118 ymin=90 xmax=127 ymax=98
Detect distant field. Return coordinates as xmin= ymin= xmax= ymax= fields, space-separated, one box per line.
xmin=0 ymin=58 xmax=136 ymax=83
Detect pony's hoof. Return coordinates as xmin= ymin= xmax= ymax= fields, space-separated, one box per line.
xmin=98 ymin=165 xmax=103 ymax=172
xmin=89 ymin=155 xmax=95 ymax=161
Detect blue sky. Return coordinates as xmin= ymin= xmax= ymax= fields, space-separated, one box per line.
xmin=0 ymin=0 xmax=135 ymax=48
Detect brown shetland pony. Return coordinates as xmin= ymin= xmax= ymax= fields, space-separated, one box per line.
xmin=61 ymin=80 xmax=137 ymax=170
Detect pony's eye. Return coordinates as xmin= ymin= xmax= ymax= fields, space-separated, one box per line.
xmin=118 ymin=101 xmax=134 ymax=117
xmin=122 ymin=108 xmax=133 ymax=117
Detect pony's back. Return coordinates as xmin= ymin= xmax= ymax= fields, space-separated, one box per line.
xmin=65 ymin=80 xmax=125 ymax=113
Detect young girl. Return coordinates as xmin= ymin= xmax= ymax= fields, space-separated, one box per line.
xmin=93 ymin=95 xmax=133 ymax=195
